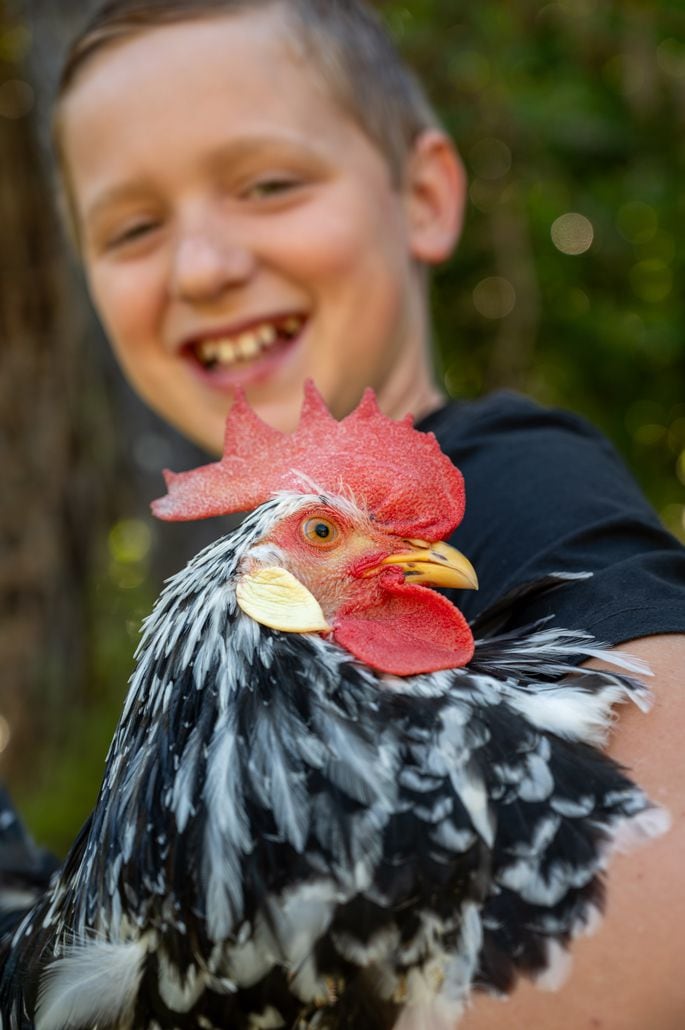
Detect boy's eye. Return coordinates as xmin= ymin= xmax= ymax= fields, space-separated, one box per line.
xmin=243 ymin=178 xmax=301 ymax=200
xmin=107 ymin=220 xmax=160 ymax=249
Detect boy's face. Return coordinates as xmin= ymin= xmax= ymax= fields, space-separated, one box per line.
xmin=60 ymin=11 xmax=448 ymax=452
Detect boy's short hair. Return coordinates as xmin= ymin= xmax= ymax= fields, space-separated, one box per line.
xmin=56 ymin=0 xmax=440 ymax=185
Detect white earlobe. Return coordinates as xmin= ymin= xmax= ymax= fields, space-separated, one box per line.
xmin=236 ymin=567 xmax=330 ymax=633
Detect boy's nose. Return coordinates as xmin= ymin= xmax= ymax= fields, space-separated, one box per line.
xmin=169 ymin=228 xmax=255 ymax=302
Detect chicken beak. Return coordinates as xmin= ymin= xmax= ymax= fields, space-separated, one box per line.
xmin=378 ymin=539 xmax=479 ymax=591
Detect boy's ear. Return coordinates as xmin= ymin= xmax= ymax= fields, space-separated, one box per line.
xmin=404 ymin=129 xmax=466 ymax=265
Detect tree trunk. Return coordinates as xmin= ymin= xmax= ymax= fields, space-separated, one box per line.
xmin=0 ymin=0 xmax=115 ymax=785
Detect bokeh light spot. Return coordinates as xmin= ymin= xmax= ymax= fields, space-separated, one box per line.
xmin=133 ymin=432 xmax=174 ymax=474
xmin=109 ymin=565 xmax=147 ymax=591
xmin=629 ymin=259 xmax=672 ymax=303
xmin=626 ymin=399 xmax=664 ymax=435
xmin=469 ymin=179 xmax=503 ymax=213
xmin=566 ymin=288 xmax=590 ymax=317
xmin=469 ymin=138 xmax=512 ymax=180
xmin=551 ymin=213 xmax=594 ymax=255
xmin=108 ymin=519 xmax=152 ymax=565
xmin=473 ymin=277 xmax=516 ymax=319
xmin=636 ymin=229 xmax=675 ymax=263
xmin=668 ymin=418 xmax=685 ymax=453
xmin=634 ymin=424 xmax=666 ymax=446
xmin=0 ymin=24 xmax=32 ymax=63
xmin=657 ymin=38 xmax=685 ymax=79
xmin=444 ymin=363 xmax=483 ymax=397
xmin=616 ymin=201 xmax=658 ymax=245
xmin=450 ymin=51 xmax=491 ymax=92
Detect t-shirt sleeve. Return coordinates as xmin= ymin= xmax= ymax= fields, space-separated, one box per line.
xmin=420 ymin=392 xmax=685 ymax=645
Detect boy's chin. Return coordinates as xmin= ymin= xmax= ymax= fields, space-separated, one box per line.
xmin=169 ymin=399 xmax=303 ymax=455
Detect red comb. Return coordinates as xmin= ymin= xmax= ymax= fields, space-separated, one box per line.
xmin=151 ymin=382 xmax=465 ymax=540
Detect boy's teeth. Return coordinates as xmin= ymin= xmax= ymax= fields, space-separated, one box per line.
xmin=195 ymin=317 xmax=303 ymax=367
xmin=200 ymin=340 xmax=221 ymax=361
xmin=258 ymin=324 xmax=277 ymax=346
xmin=218 ymin=340 xmax=235 ymax=363
xmin=237 ymin=333 xmax=260 ymax=359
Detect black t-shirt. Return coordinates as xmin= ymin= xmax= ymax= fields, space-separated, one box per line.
xmin=417 ymin=391 xmax=685 ymax=645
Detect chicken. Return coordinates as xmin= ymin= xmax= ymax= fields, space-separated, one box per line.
xmin=0 ymin=383 xmax=668 ymax=1030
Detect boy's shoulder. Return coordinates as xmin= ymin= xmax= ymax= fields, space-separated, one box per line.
xmin=418 ymin=388 xmax=649 ymax=514
xmin=418 ymin=390 xmax=685 ymax=644
xmin=418 ymin=388 xmax=613 ymax=452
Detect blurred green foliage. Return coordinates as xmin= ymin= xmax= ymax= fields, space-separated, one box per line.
xmin=12 ymin=0 xmax=684 ymax=851
xmin=385 ymin=0 xmax=684 ymax=540
xmin=17 ymin=525 xmax=156 ymax=854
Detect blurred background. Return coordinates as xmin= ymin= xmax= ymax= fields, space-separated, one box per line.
xmin=1 ymin=0 xmax=683 ymax=852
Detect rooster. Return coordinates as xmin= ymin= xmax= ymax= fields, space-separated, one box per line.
xmin=0 ymin=383 xmax=668 ymax=1030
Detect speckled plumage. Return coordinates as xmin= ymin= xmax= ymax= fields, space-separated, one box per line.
xmin=0 ymin=492 xmax=667 ymax=1030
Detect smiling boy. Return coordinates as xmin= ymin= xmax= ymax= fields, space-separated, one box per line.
xmin=56 ymin=2 xmax=458 ymax=446
xmin=49 ymin=0 xmax=685 ymax=1026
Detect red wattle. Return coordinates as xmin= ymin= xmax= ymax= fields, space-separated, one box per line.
xmin=332 ymin=582 xmax=474 ymax=676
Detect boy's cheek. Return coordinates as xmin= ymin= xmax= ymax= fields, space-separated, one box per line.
xmin=89 ymin=267 xmax=159 ymax=345
xmin=278 ymin=189 xmax=406 ymax=279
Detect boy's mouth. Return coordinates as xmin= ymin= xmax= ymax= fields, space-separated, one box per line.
xmin=186 ymin=314 xmax=306 ymax=371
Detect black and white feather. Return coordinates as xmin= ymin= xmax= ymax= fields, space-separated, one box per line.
xmin=0 ymin=493 xmax=668 ymax=1030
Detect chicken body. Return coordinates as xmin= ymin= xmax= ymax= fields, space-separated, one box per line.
xmin=0 ymin=490 xmax=665 ymax=1030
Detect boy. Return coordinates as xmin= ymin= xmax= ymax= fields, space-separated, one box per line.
xmin=50 ymin=0 xmax=685 ymax=1025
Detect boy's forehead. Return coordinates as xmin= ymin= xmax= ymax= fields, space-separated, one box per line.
xmin=60 ymin=9 xmax=369 ymax=169
xmin=59 ymin=10 xmax=398 ymax=232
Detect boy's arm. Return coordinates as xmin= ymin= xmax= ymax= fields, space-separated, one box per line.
xmin=461 ymin=632 xmax=685 ymax=1030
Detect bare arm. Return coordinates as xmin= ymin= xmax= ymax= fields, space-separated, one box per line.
xmin=460 ymin=633 xmax=685 ymax=1030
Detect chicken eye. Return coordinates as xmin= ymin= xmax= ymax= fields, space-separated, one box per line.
xmin=302 ymin=517 xmax=339 ymax=547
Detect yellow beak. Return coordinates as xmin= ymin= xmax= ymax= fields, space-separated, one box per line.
xmin=376 ymin=539 xmax=478 ymax=591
